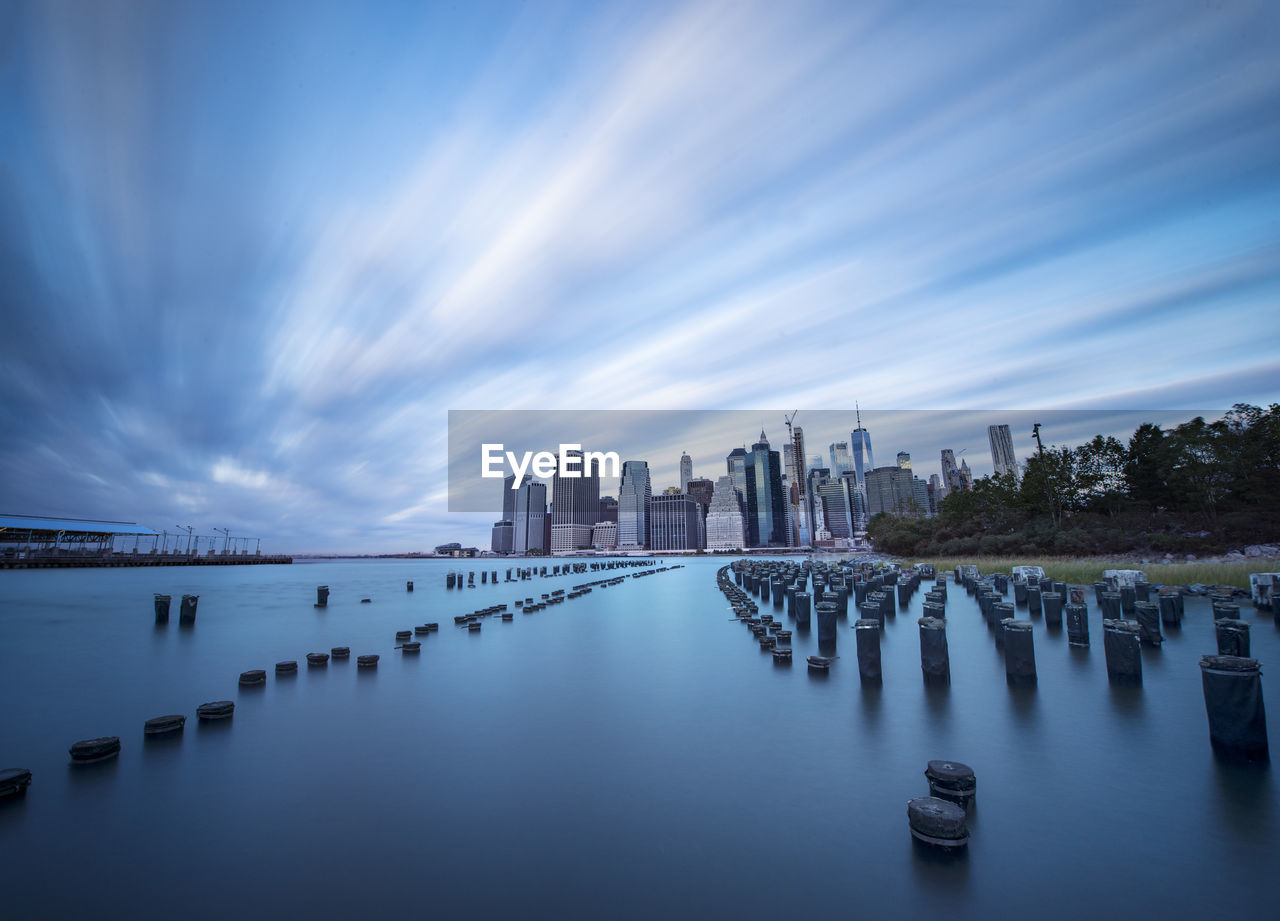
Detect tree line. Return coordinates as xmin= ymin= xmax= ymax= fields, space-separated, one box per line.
xmin=868 ymin=404 xmax=1280 ymax=557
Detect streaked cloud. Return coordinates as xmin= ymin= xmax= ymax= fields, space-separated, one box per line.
xmin=1 ymin=0 xmax=1277 ymax=551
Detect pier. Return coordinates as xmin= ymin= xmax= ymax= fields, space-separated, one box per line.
xmin=0 ymin=514 xmax=289 ymax=569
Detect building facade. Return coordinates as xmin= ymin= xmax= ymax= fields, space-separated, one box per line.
xmin=649 ymin=493 xmax=703 ymax=551
xmin=550 ymin=449 xmax=601 ymax=551
xmin=705 ymin=476 xmax=747 ymax=549
xmin=744 ymin=430 xmax=786 ymax=547
xmin=512 ymin=482 xmax=548 ymax=553
xmin=988 ymin=424 xmax=1018 ymax=478
xmin=617 ymin=460 xmax=652 ymax=550
xmin=865 ymin=465 xmax=917 ymax=518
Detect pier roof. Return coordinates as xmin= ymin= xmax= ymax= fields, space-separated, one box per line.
xmin=0 ymin=515 xmax=159 ymax=539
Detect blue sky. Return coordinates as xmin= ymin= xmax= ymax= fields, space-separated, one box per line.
xmin=2 ymin=0 xmax=1278 ymax=552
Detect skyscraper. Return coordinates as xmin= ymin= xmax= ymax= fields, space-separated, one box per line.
xmin=679 ymin=452 xmax=693 ymax=493
xmin=551 ymin=448 xmax=601 ymax=551
xmin=726 ymin=447 xmax=748 ymax=498
xmin=897 ymin=452 xmax=911 ymax=470
xmin=787 ymin=424 xmax=809 ymax=547
xmin=705 ymin=476 xmax=747 ymax=549
xmin=865 ymin=465 xmax=917 ymax=518
xmin=512 ymin=481 xmax=548 ymax=553
xmin=850 ymin=406 xmax=874 ymax=488
xmin=828 ymin=442 xmax=852 ymax=475
xmin=502 ymin=473 xmax=531 ymax=521
xmin=940 ymin=449 xmax=965 ymax=495
xmin=988 ymin=424 xmax=1018 ymax=478
xmin=617 ymin=460 xmax=652 ymax=550
xmin=492 ymin=472 xmax=530 ymax=553
xmin=649 ymin=493 xmax=703 ymax=550
xmin=744 ymin=430 xmax=786 ymax=547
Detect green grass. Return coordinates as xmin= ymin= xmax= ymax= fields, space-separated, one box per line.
xmin=896 ymin=556 xmax=1272 ymax=588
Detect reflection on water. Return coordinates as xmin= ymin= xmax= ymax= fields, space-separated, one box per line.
xmin=1212 ymin=757 xmax=1274 ymax=842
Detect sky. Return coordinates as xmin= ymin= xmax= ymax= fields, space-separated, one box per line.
xmin=1 ymin=0 xmax=1278 ymax=552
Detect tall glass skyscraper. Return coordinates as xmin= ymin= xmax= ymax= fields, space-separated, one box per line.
xmin=617 ymin=460 xmax=652 ymax=550
xmin=512 ymin=481 xmax=547 ymax=553
xmin=850 ymin=407 xmax=873 ymax=488
xmin=726 ymin=447 xmax=748 ymax=499
xmin=679 ymin=452 xmax=693 ymax=493
xmin=828 ymin=442 xmax=852 ymax=475
xmin=743 ymin=430 xmax=786 ymax=547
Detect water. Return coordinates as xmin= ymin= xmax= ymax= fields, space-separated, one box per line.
xmin=1 ymin=558 xmax=1275 ymax=919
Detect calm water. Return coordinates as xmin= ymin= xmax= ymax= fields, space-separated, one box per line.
xmin=0 ymin=557 xmax=1275 ymax=919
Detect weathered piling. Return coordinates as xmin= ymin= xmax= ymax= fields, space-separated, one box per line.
xmin=331 ymin=646 xmax=350 ymax=658
xmin=897 ymin=582 xmax=913 ymax=608
xmin=197 ymin=701 xmax=234 ymax=721
xmin=1069 ymin=587 xmax=1085 ymax=605
xmin=795 ymin=592 xmax=811 ymax=627
xmin=0 ymin=768 xmax=33 ymax=798
xmin=306 ymin=652 xmax=330 ymax=666
xmin=481 ymin=571 xmax=488 ymax=584
xmin=1200 ymin=655 xmax=1269 ymax=761
xmin=1014 ymin=579 xmax=1028 ymax=604
xmin=275 ymin=660 xmax=298 ymax=675
xmin=924 ymin=760 xmax=976 ymax=807
xmin=1134 ymin=581 xmax=1151 ymax=603
xmin=154 ymin=594 xmax=171 ymax=624
xmin=1212 ymin=602 xmax=1241 ymax=621
xmin=1158 ymin=591 xmax=1183 ymax=626
xmin=919 ymin=617 xmax=950 ymax=684
xmin=856 ymin=619 xmax=882 ymax=683
xmin=179 ymin=594 xmax=198 ymax=625
xmin=1120 ymin=585 xmax=1137 ymax=616
xmin=1066 ymin=603 xmax=1090 ymax=647
xmin=1003 ymin=620 xmax=1036 ymax=685
xmin=1027 ymin=585 xmax=1042 ymax=616
xmin=854 ymin=581 xmax=869 ymax=605
xmin=1093 ymin=581 xmax=1108 ymax=605
xmin=406 ymin=581 xmax=414 ymax=592
xmin=816 ymin=602 xmax=838 ymax=649
xmin=446 ymin=573 xmax=456 ymax=589
xmin=1133 ymin=601 xmax=1163 ymax=646
xmin=760 ymin=579 xmax=771 ymax=603
xmin=785 ymin=585 xmax=797 ymax=616
xmin=69 ymin=737 xmax=121 ymax=763
xmin=772 ymin=578 xmax=785 ymax=608
xmin=993 ymin=602 xmax=1015 ymax=648
xmin=143 ymin=715 xmax=185 ymax=736
xmin=922 ymin=601 xmax=946 ymax=620
xmin=1100 ymin=592 xmax=1122 ymax=620
xmin=1053 ymin=581 xmax=1068 ymax=598
xmin=1103 ymin=620 xmax=1143 ymax=682
xmin=239 ymin=669 xmax=266 ymax=686
xmin=907 ymin=797 xmax=969 ymax=849
xmin=316 ymin=585 xmax=330 ymax=607
xmin=1042 ymin=592 xmax=1063 ymax=627
xmin=1215 ymin=620 xmax=1251 ymax=657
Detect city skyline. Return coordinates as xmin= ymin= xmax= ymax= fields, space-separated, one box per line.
xmin=3 ymin=1 xmax=1278 ymax=552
